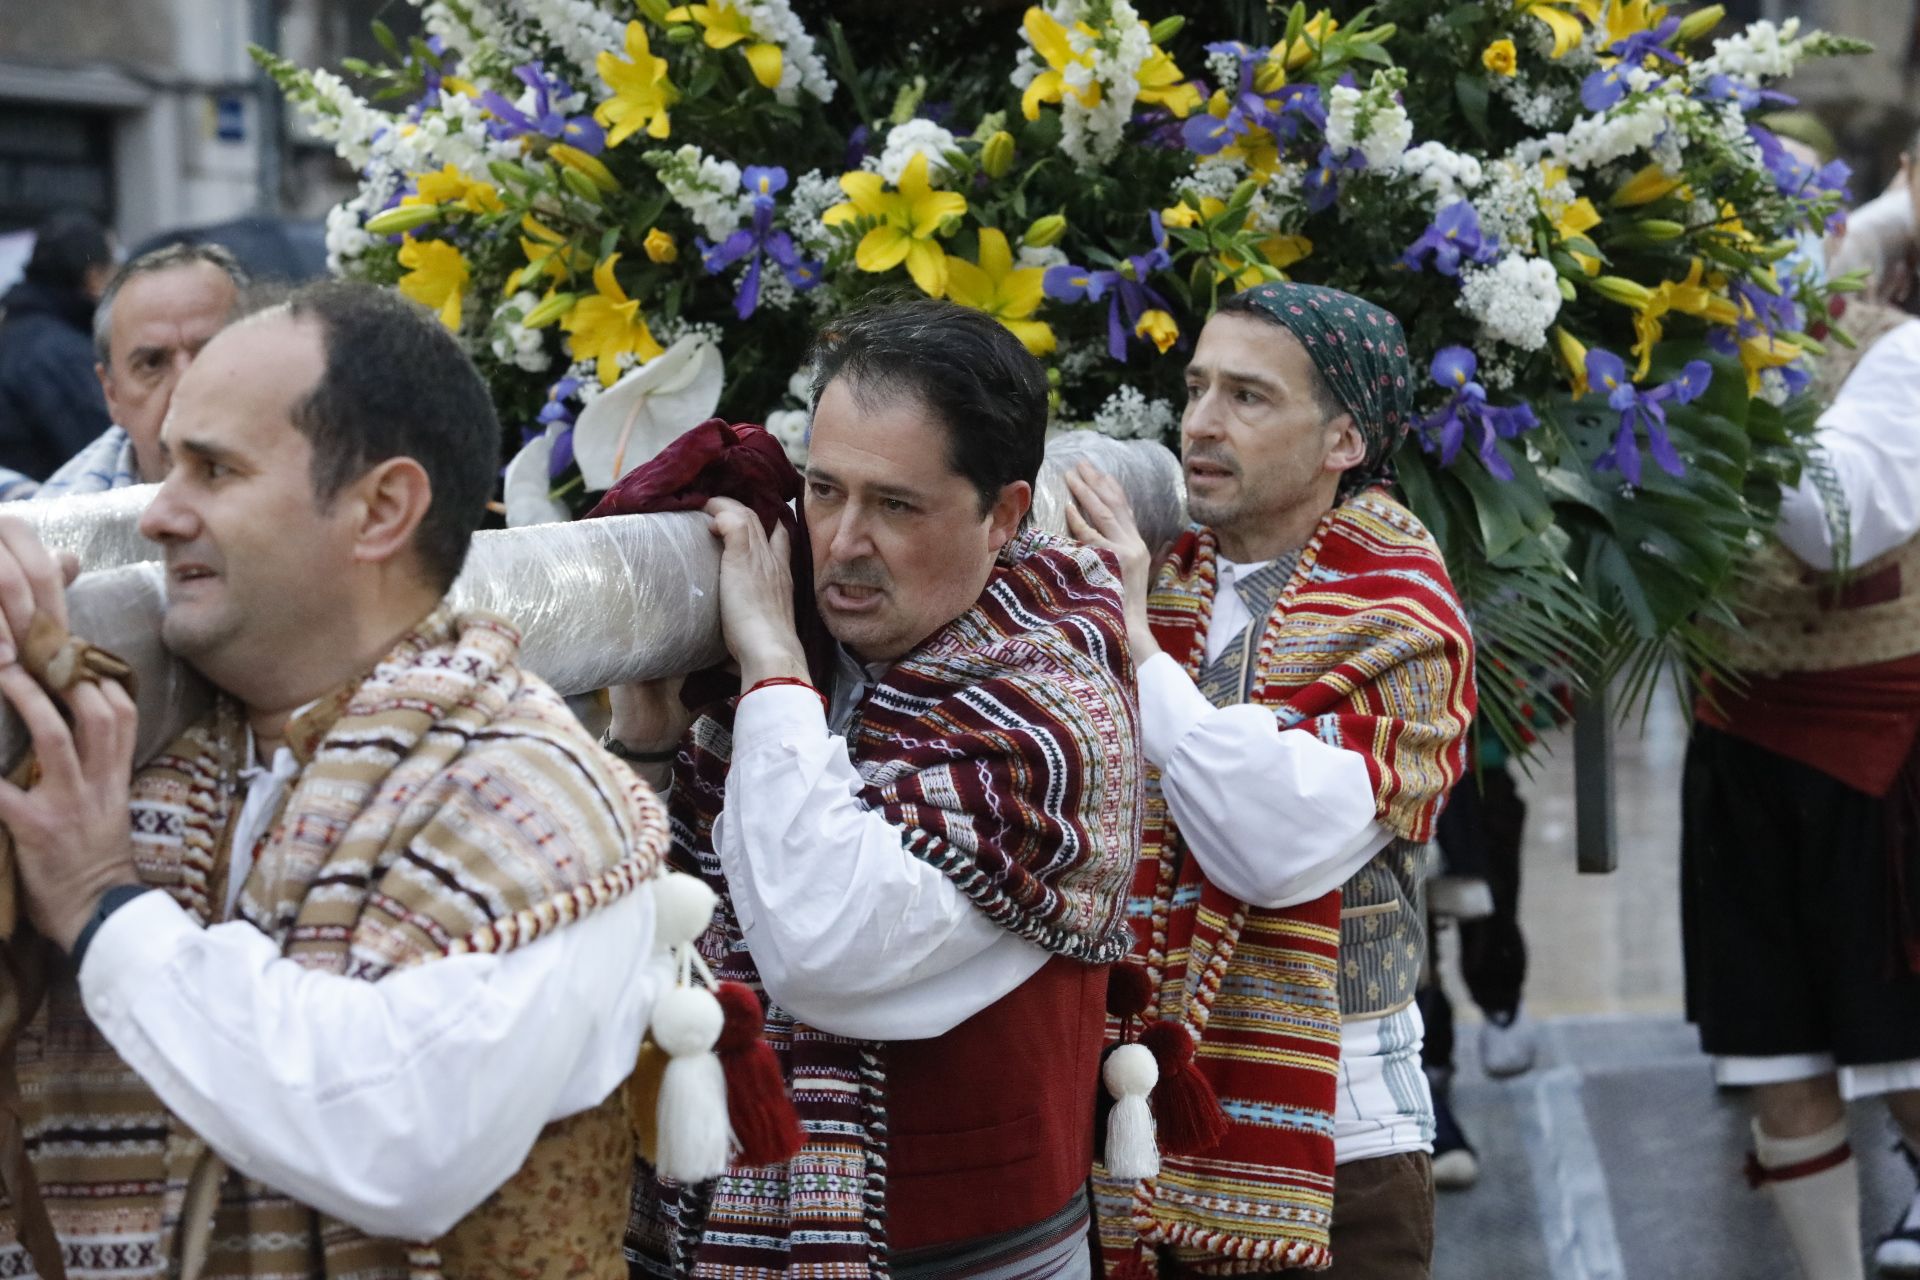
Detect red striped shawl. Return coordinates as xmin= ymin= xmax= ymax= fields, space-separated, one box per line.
xmin=1096 ymin=490 xmax=1475 ymax=1275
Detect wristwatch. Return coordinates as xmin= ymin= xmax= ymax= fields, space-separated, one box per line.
xmin=69 ymin=883 xmax=154 ymax=969
xmin=600 ymin=729 xmax=678 ymax=764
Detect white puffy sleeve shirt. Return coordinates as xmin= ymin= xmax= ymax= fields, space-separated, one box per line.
xmin=1777 ymin=318 xmax=1920 ymax=571
xmin=78 ymin=755 xmax=670 ymax=1242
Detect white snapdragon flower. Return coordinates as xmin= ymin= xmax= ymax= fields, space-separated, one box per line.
xmin=1325 ymin=70 xmax=1411 ymax=170
xmin=646 ymin=145 xmax=747 ymax=241
xmin=490 ymin=292 xmax=552 ymax=373
xmin=520 ymin=0 xmax=628 ymax=83
xmin=1690 ymin=17 xmax=1807 ymax=84
xmin=734 ymin=0 xmax=836 ymax=104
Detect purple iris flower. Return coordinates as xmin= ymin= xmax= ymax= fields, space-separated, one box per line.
xmin=1749 ymin=125 xmax=1851 ymax=216
xmin=1415 ymin=347 xmax=1538 ymax=482
xmin=1183 ymin=44 xmax=1326 ymax=157
xmin=1401 ymin=201 xmax=1499 ymax=276
xmin=1585 ymin=347 xmax=1709 ymax=486
xmin=536 ymin=377 xmax=582 ymax=480
xmin=1043 ymin=213 xmax=1177 ymax=362
xmin=1580 ymin=19 xmax=1683 ymax=111
xmin=480 ymin=63 xmax=606 ymax=153
xmin=1303 ymin=144 xmax=1364 ymax=214
xmin=1728 ymin=277 xmax=1805 ymax=339
xmin=1698 ymin=74 xmax=1795 ymax=112
xmin=697 ymin=166 xmax=823 ymax=321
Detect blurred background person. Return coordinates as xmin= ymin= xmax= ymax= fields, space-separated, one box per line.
xmin=0 ymin=210 xmax=114 ymax=482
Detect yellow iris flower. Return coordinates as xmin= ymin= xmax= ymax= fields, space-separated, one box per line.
xmin=1553 ymin=327 xmax=1590 ymax=395
xmin=405 ymin=164 xmax=504 ymax=215
xmin=595 ymin=21 xmax=679 ymax=147
xmin=666 ymin=2 xmax=784 ymax=90
xmin=397 ymin=236 xmax=470 ymax=332
xmin=822 ymin=152 xmax=968 ymax=298
xmin=1135 ymin=310 xmax=1179 ymax=355
xmin=945 ymin=228 xmax=1055 ymax=356
xmin=1520 ymin=0 xmax=1604 ymax=59
xmin=562 ymin=253 xmax=666 ymax=386
xmin=1262 ymin=11 xmax=1338 ymax=83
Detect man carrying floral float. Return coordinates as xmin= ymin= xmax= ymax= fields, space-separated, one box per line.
xmin=614 ymin=297 xmax=1142 ymax=1280
xmin=1069 ymin=282 xmax=1475 ymax=1279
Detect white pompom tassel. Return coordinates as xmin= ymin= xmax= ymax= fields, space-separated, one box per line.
xmin=1103 ymin=1042 xmax=1161 ymax=1181
xmin=652 ymin=984 xmax=731 ymax=1182
xmin=652 ymin=871 xmax=719 ymax=954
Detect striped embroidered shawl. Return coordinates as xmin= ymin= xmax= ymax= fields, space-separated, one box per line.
xmin=2 ymin=607 xmax=669 ymax=1279
xmin=1095 ymin=490 xmax=1475 ymax=1275
xmin=634 ymin=530 xmax=1141 ymax=1280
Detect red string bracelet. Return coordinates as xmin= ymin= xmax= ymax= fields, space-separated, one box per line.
xmin=745 ymin=675 xmax=828 ymax=714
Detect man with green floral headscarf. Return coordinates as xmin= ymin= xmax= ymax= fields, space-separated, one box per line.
xmin=1068 ymin=281 xmax=1476 ymax=1279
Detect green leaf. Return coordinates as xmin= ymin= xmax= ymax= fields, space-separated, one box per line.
xmin=371 ymin=19 xmax=401 ymax=59
xmin=1454 ymin=72 xmax=1491 ymax=144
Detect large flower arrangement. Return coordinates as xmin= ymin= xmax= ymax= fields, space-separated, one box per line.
xmin=261 ymin=0 xmax=1866 ymax=748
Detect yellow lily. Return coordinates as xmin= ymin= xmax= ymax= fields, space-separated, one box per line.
xmin=945 ymin=228 xmax=1055 ymax=356
xmin=1554 ymin=195 xmax=1604 ymax=275
xmin=1612 ymin=162 xmax=1686 ymax=208
xmin=1630 ymin=258 xmax=1740 ymax=378
xmin=506 ymin=214 xmax=592 ymax=295
xmin=1262 ymin=233 xmax=1313 ymax=270
xmin=1137 ymin=41 xmax=1203 ymax=118
xmin=1553 ymin=327 xmax=1590 ymax=395
xmin=1266 ymin=11 xmax=1339 ymax=76
xmin=595 ymin=21 xmax=679 ymax=147
xmin=1603 ymin=0 xmax=1671 ymax=46
xmin=550 ymin=143 xmax=619 ymax=193
xmin=397 ymin=236 xmax=470 ymax=332
xmin=666 ymin=2 xmax=783 ymax=90
xmin=1020 ymin=8 xmax=1101 ymax=121
xmin=1737 ymin=331 xmax=1803 ymax=397
xmin=562 ymin=254 xmax=666 ymax=387
xmin=822 ymin=152 xmax=968 ymax=298
xmin=1519 ymin=0 xmax=1604 ymax=59
xmin=405 ymin=164 xmax=504 ymax=215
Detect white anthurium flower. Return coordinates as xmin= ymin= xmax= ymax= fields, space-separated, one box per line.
xmin=572 ymin=335 xmax=725 ymax=491
xmin=503 ymin=425 xmax=572 ymax=527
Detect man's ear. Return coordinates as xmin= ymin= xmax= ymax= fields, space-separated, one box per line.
xmin=988 ymin=479 xmax=1033 ymax=551
xmin=1325 ymin=413 xmax=1365 ymax=474
xmin=348 ymin=456 xmax=435 ymax=571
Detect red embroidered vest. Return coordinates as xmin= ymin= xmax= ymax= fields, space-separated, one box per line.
xmin=885 ymin=956 xmax=1108 ymax=1249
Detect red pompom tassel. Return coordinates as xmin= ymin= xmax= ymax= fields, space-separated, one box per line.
xmin=714 ymin=981 xmax=804 ymax=1167
xmin=1106 ymin=962 xmax=1154 ymax=1022
xmin=1137 ymin=1018 xmax=1228 ymax=1156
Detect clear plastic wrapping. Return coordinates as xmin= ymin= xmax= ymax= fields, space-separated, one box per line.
xmin=1032 ymin=431 xmax=1189 ymax=554
xmin=451 ymin=510 xmax=726 ymax=692
xmin=14 ymin=484 xmax=159 ymax=571
xmin=0 ymin=514 xmax=726 ymax=771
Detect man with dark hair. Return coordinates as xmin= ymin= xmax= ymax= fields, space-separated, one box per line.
xmin=0 ymin=280 xmax=672 ymax=1276
xmin=1068 ymin=282 xmax=1475 ymax=1279
xmin=617 ymin=296 xmax=1141 ymax=1280
xmin=0 ymin=212 xmax=115 ymax=482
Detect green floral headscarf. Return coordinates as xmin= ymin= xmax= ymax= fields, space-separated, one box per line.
xmin=1233 ymin=281 xmax=1414 ymax=495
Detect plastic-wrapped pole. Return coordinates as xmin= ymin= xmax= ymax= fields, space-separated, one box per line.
xmin=0 ymin=432 xmax=1184 ymax=769
xmin=13 ymin=485 xmax=159 ymax=572
xmin=0 ymin=512 xmax=723 ymax=770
